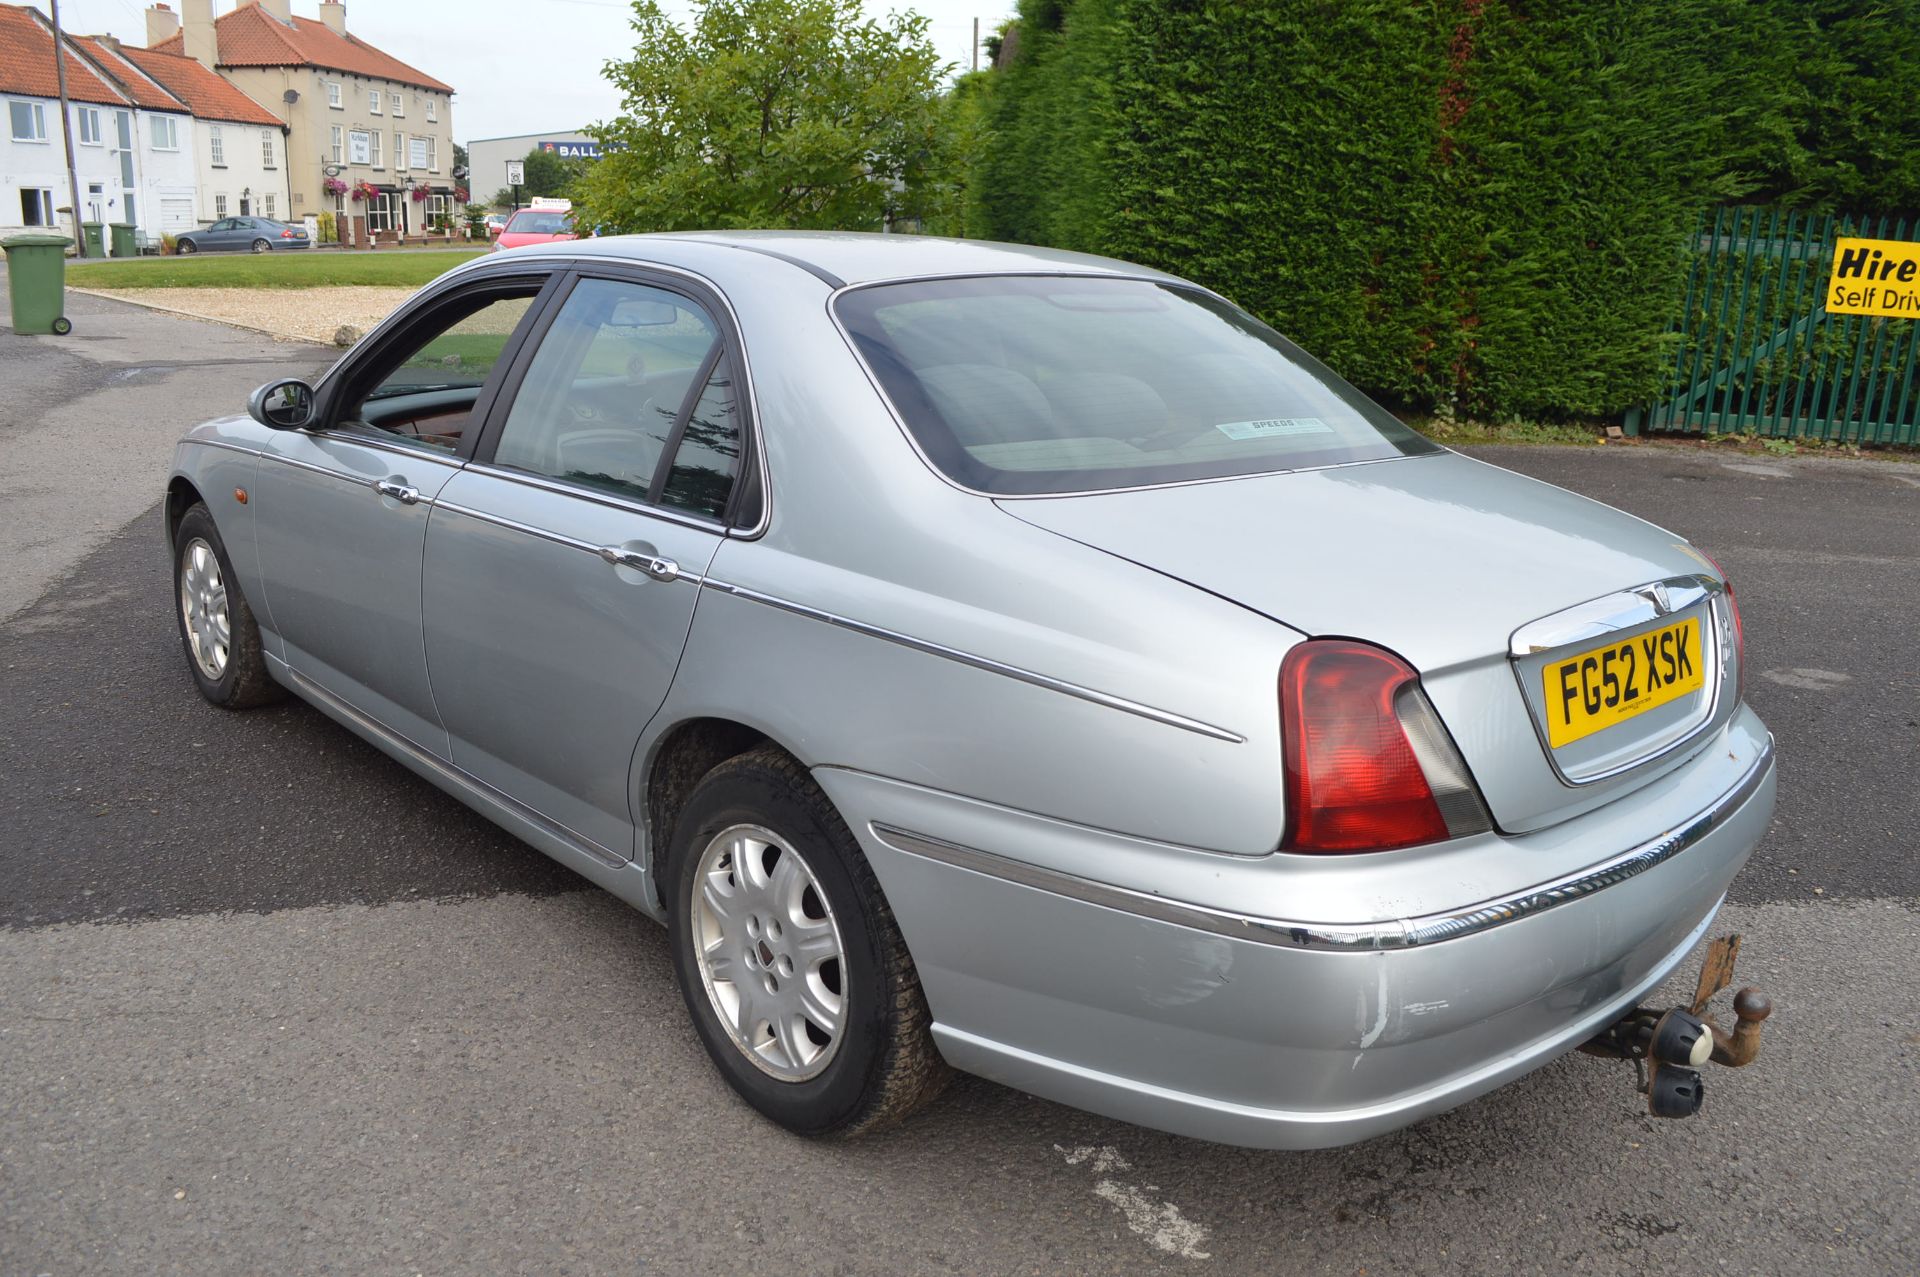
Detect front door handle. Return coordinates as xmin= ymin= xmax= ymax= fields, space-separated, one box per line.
xmin=598 ymin=546 xmax=680 ymax=582
xmin=374 ymin=479 xmax=421 ymax=505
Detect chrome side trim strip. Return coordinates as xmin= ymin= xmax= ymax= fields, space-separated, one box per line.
xmin=432 ymin=498 xmax=708 ymax=584
xmin=187 ymin=438 xmax=262 ymax=459
xmin=870 ymin=734 xmax=1772 ymax=951
xmin=284 ymin=666 xmax=629 ymax=869
xmin=700 ymin=577 xmax=1246 ymax=744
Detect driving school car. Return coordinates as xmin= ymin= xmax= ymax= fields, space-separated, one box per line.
xmin=492 ymin=196 xmax=577 ymax=251
xmin=165 ymin=232 xmax=1776 ymax=1147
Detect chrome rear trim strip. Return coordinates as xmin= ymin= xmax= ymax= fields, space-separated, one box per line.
xmin=870 ymin=734 xmax=1772 ymax=951
xmin=699 ymin=578 xmax=1246 ymax=744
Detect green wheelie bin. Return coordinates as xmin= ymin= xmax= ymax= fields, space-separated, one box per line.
xmin=1 ymin=233 xmax=75 ymax=335
xmin=80 ymin=221 xmax=105 ymax=258
xmin=110 ymin=222 xmax=138 ymax=258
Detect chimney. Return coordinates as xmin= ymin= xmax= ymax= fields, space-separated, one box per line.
xmin=145 ymin=3 xmax=178 ymax=47
xmin=258 ymin=0 xmax=293 ymax=23
xmin=181 ymin=0 xmax=215 ymax=67
xmin=320 ymin=2 xmax=346 ymax=36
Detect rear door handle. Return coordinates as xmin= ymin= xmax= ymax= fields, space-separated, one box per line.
xmin=374 ymin=479 xmax=421 ymax=504
xmin=598 ymin=546 xmax=680 ymax=582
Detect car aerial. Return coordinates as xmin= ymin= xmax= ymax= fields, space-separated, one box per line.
xmin=493 ymin=199 xmax=576 ymax=252
xmin=174 ymin=215 xmax=311 ymax=254
xmin=164 ymin=232 xmax=1776 ymax=1148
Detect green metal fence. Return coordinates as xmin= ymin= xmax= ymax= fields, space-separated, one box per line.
xmin=1628 ymin=206 xmax=1920 ymax=444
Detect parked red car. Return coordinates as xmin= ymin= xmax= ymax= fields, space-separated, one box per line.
xmin=493 ymin=199 xmax=576 ymax=251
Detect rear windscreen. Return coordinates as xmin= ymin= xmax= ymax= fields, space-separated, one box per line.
xmin=834 ymin=275 xmax=1437 ymax=495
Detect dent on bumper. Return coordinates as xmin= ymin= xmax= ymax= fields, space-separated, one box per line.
xmin=819 ymin=721 xmax=1777 ymax=1150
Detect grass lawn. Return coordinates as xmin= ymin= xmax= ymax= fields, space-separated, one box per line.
xmin=66 ymin=250 xmax=487 ymax=290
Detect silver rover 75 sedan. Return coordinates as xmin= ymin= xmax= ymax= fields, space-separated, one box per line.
xmin=165 ymin=232 xmax=1776 ymax=1148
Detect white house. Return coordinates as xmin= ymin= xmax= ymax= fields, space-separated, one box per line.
xmin=1 ymin=3 xmax=287 ymax=247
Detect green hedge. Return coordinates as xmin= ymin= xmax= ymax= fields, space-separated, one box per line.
xmin=974 ymin=0 xmax=1918 ymax=419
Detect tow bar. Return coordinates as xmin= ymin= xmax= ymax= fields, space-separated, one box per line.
xmin=1579 ymin=934 xmax=1772 ymax=1119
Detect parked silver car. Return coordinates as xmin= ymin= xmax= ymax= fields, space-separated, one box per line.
xmin=175 ymin=216 xmax=311 ymax=254
xmin=165 ymin=233 xmax=1775 ymax=1148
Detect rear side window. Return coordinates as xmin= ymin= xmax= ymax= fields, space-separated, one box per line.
xmin=835 ymin=275 xmax=1436 ymax=496
xmin=491 ymin=277 xmax=744 ymax=519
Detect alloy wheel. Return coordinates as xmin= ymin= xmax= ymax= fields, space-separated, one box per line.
xmin=179 ymin=537 xmax=230 ymax=680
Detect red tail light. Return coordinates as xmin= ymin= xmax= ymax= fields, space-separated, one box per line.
xmin=281 ymin=229 xmax=293 ymax=238
xmin=1280 ymin=640 xmax=1450 ymax=852
xmin=1701 ymin=552 xmax=1745 ymax=701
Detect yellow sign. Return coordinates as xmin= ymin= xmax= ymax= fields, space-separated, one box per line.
xmin=1827 ymin=236 xmax=1920 ymax=317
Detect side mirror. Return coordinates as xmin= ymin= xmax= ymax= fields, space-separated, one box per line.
xmin=248 ymin=378 xmax=315 ymax=430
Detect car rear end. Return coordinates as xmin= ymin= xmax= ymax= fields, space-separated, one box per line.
xmin=266 ymin=219 xmax=311 ymax=250
xmin=824 ymin=270 xmax=1776 ymax=1147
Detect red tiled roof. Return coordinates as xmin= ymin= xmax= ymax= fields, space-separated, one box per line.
xmin=0 ymin=3 xmax=129 ymax=106
xmin=154 ymin=4 xmax=451 ymax=93
xmin=116 ymin=42 xmax=284 ymax=127
xmin=71 ymin=36 xmax=189 ymax=113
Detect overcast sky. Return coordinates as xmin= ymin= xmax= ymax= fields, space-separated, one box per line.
xmin=29 ymin=0 xmax=1010 ymax=143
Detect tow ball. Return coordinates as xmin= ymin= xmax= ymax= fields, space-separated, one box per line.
xmin=1578 ymin=934 xmax=1772 ymax=1120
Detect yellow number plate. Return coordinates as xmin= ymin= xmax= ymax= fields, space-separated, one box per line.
xmin=1543 ymin=616 xmax=1704 ymax=748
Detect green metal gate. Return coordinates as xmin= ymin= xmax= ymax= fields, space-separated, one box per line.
xmin=1628 ymin=207 xmax=1920 ymax=444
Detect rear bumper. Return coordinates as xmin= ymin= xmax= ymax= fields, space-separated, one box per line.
xmin=818 ymin=710 xmax=1775 ymax=1149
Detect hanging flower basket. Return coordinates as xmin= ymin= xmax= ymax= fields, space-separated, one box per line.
xmin=350 ymin=180 xmax=379 ymax=203
xmin=410 ymin=186 xmax=430 ymax=202
xmin=322 ymin=176 xmax=349 ymax=196
xmin=453 ymin=186 xmax=469 ymax=203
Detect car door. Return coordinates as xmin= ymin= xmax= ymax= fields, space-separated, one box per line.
xmin=201 ymin=218 xmax=234 ymax=249
xmin=421 ymin=270 xmax=756 ymax=860
xmin=254 ymin=269 xmax=561 ymax=756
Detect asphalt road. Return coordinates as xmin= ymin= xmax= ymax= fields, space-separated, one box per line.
xmin=2 ymin=292 xmax=1916 ymax=1274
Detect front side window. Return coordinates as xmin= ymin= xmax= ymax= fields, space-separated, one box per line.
xmin=77 ymin=106 xmax=100 ymax=144
xmin=150 ymin=115 xmax=178 ymax=150
xmin=342 ymin=288 xmax=542 ymax=452
xmin=835 ymin=275 xmax=1438 ymax=496
xmin=9 ymin=99 xmax=47 ymax=142
xmin=208 ymin=124 xmax=224 ymax=166
xmin=492 ymin=278 xmax=741 ymax=517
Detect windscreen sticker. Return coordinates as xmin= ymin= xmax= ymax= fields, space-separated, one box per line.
xmin=1212 ymin=417 xmax=1334 ymax=441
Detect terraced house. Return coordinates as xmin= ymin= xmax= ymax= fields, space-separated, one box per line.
xmin=144 ymin=0 xmax=457 ymax=238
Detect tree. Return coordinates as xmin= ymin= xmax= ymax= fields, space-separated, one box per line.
xmin=576 ymin=0 xmax=951 ymax=233
xmin=488 ymin=146 xmax=585 ymax=209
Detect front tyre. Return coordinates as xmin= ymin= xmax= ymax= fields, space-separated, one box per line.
xmin=668 ymin=746 xmax=949 ymax=1137
xmin=173 ymin=503 xmax=284 ymax=709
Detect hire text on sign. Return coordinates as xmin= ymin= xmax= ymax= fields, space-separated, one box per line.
xmin=1826 ymin=236 xmax=1920 ymax=318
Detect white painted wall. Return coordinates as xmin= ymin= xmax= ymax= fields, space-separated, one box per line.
xmin=195 ymin=118 xmax=293 ymax=226
xmin=1 ymin=95 xmax=197 ymax=249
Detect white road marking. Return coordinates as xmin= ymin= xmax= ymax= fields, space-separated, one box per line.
xmin=1057 ymin=1144 xmax=1213 ymax=1259
xmin=1760 ymin=668 xmax=1852 ymax=691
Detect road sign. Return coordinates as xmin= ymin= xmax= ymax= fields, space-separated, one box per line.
xmin=505 ymin=160 xmax=525 ymax=186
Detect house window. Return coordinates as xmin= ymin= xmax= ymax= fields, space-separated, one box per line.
xmin=369 ymin=129 xmax=382 ymax=168
xmin=369 ymin=89 xmax=381 ymax=115
xmin=77 ymin=106 xmax=101 ymax=145
xmin=262 ymin=130 xmax=275 ymax=168
xmin=326 ymin=80 xmax=342 ymax=109
xmin=348 ymin=128 xmax=370 ymax=165
xmin=19 ymin=188 xmax=55 ymax=226
xmin=150 ymin=115 xmax=179 ymax=150
xmin=427 ymin=135 xmax=438 ymax=172
xmin=214 ymin=193 xmax=228 ymax=217
xmin=395 ymin=130 xmax=406 ymax=171
xmin=392 ymin=92 xmax=403 ymax=118
xmin=330 ymin=124 xmax=343 ymax=162
xmin=264 ymin=193 xmax=276 ymax=218
xmin=8 ymin=99 xmax=47 ymax=142
xmin=365 ymin=191 xmax=396 ymax=233
xmin=425 ymin=96 xmax=437 ymax=123
xmin=208 ymin=124 xmax=224 ymax=167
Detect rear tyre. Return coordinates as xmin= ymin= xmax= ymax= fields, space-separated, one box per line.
xmin=667 ymin=745 xmax=949 ymax=1137
xmin=250 ymin=238 xmax=271 ymax=254
xmin=172 ymin=503 xmax=284 ymax=710
xmin=176 ymin=238 xmax=197 ymax=254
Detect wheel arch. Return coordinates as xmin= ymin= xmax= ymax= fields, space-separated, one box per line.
xmin=165 ymin=475 xmax=205 ymax=550
xmin=641 ymin=716 xmax=786 ymax=902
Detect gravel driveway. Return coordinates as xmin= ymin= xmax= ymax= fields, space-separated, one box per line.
xmin=82 ymin=285 xmax=417 ymax=344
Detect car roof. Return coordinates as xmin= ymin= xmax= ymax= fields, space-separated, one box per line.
xmin=491 ymin=230 xmax=1186 ymax=289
